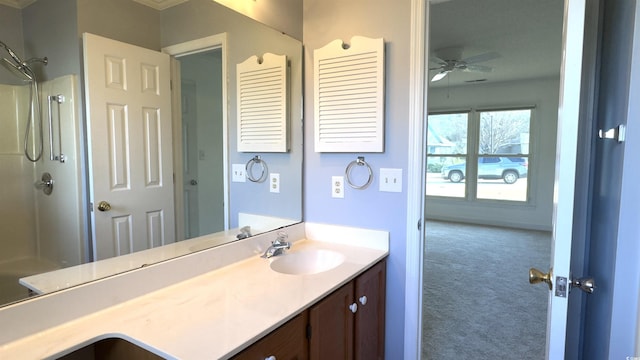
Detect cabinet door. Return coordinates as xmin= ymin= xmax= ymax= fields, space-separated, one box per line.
xmin=309 ymin=281 xmax=355 ymax=360
xmin=354 ymin=259 xmax=386 ymax=360
xmin=232 ymin=311 xmax=308 ymax=360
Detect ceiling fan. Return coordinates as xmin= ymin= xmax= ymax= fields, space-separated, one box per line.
xmin=429 ymin=50 xmax=500 ymax=82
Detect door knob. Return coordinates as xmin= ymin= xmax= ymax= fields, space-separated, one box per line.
xmin=190 ymin=179 xmax=198 ymax=185
xmin=572 ymin=277 xmax=595 ymax=294
xmin=529 ymin=268 xmax=552 ymax=290
xmin=97 ymin=201 xmax=112 ymax=212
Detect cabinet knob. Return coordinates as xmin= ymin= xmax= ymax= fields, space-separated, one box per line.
xmin=349 ymin=303 xmax=358 ymax=313
xmin=359 ymin=295 xmax=368 ymax=306
xmin=265 ymin=356 xmax=276 ymax=360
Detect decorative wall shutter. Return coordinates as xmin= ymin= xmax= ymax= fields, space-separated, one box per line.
xmin=314 ymin=36 xmax=385 ymax=152
xmin=237 ymin=53 xmax=288 ymax=152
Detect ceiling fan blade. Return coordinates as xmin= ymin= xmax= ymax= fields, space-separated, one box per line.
xmin=429 ymin=55 xmax=447 ymax=64
xmin=431 ymin=71 xmax=449 ymax=82
xmin=462 ymin=51 xmax=500 ymax=64
xmin=464 ymin=64 xmax=493 ymax=73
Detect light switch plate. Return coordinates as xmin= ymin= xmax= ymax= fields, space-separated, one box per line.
xmin=332 ymin=176 xmax=344 ymax=198
xmin=270 ymin=173 xmax=280 ymax=193
xmin=379 ymin=168 xmax=402 ymax=192
xmin=232 ymin=164 xmax=246 ymax=182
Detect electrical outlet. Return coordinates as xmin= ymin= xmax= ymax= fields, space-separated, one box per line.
xmin=270 ymin=173 xmax=280 ymax=193
xmin=332 ymin=176 xmax=345 ymax=198
xmin=232 ymin=164 xmax=246 ymax=182
xmin=379 ymin=168 xmax=402 ymax=192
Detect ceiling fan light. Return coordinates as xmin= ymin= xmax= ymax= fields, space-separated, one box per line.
xmin=431 ymin=72 xmax=448 ymax=82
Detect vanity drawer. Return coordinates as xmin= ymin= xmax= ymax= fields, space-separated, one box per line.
xmin=231 ymin=311 xmax=309 ymax=360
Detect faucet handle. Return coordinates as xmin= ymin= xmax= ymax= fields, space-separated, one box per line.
xmin=275 ymin=231 xmax=288 ymax=243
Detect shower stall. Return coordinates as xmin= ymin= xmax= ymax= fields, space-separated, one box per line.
xmin=0 ymin=39 xmax=85 ymax=304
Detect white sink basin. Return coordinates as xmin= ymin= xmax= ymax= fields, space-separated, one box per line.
xmin=269 ymin=249 xmax=345 ymax=275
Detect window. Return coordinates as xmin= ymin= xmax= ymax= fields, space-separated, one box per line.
xmin=425 ymin=112 xmax=468 ymax=198
xmin=426 ymin=108 xmax=532 ymax=202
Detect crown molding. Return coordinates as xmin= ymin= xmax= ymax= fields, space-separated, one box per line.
xmin=0 ymin=0 xmax=188 ymax=10
xmin=132 ymin=0 xmax=188 ymax=10
xmin=0 ymin=0 xmax=36 ymax=9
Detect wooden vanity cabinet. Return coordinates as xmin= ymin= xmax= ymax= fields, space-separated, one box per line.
xmin=231 ymin=311 xmax=309 ymax=360
xmin=232 ymin=259 xmax=386 ymax=360
xmin=309 ymin=259 xmax=386 ymax=360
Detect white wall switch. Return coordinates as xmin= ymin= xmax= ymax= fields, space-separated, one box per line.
xmin=332 ymin=176 xmax=345 ymax=198
xmin=379 ymin=168 xmax=402 ymax=192
xmin=270 ymin=173 xmax=280 ymax=193
xmin=232 ymin=164 xmax=246 ymax=182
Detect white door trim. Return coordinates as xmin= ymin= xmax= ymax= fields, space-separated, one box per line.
xmin=162 ymin=33 xmax=229 ymax=238
xmin=404 ymin=0 xmax=428 ymax=358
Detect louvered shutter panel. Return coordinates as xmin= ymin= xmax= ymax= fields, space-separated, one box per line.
xmin=314 ymin=36 xmax=384 ymax=152
xmin=237 ymin=53 xmax=288 ymax=152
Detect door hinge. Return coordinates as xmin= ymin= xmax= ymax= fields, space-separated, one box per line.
xmin=598 ymin=124 xmax=626 ymax=143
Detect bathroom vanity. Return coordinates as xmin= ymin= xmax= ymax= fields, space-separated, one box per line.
xmin=233 ymin=259 xmax=386 ymax=359
xmin=0 ymin=223 xmax=388 ymax=359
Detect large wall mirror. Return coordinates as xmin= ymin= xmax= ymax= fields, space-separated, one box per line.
xmin=0 ymin=0 xmax=302 ymax=307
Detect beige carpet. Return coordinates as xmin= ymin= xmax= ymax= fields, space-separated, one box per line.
xmin=422 ymin=221 xmax=551 ymax=359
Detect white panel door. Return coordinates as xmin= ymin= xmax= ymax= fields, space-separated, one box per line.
xmin=545 ymin=0 xmax=587 ymax=358
xmin=83 ymin=33 xmax=175 ymax=260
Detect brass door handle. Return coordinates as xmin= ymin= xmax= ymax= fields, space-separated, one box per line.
xmin=97 ymin=201 xmax=111 ymax=212
xmin=529 ymin=268 xmax=552 ymax=290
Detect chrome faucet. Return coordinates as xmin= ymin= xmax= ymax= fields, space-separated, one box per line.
xmin=261 ymin=232 xmax=291 ymax=258
xmin=236 ymin=225 xmax=252 ymax=240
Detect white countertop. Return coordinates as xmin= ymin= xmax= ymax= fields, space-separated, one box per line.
xmin=0 ymin=223 xmax=388 ymax=359
xmin=18 ymin=229 xmax=240 ymax=294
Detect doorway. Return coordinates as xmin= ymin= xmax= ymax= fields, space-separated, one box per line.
xmin=421 ymin=0 xmax=564 ymax=358
xmin=163 ymin=34 xmax=229 ymax=242
xmin=176 ymin=49 xmax=225 ymax=239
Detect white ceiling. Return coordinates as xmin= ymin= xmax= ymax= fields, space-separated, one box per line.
xmin=429 ymin=0 xmax=565 ymax=87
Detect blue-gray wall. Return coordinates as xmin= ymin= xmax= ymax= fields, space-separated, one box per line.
xmin=583 ymin=0 xmax=640 ymax=358
xmin=0 ymin=4 xmax=24 ymax=85
xmin=303 ymin=0 xmax=411 ymax=357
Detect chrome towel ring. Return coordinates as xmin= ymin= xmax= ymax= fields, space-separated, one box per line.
xmin=246 ymin=155 xmax=269 ymax=183
xmin=345 ymin=156 xmax=373 ymax=189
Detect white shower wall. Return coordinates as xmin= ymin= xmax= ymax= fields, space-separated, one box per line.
xmin=0 ymin=84 xmax=36 ymax=264
xmin=0 ymin=75 xmax=84 ymax=269
xmin=35 ymin=75 xmax=84 ymax=268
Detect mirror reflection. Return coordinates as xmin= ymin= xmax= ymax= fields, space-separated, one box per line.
xmin=0 ymin=0 xmax=302 ymax=307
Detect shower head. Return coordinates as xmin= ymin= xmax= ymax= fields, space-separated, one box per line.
xmin=0 ymin=40 xmax=47 ymax=82
xmin=1 ymin=57 xmax=33 ymax=81
xmin=0 ymin=40 xmax=25 ymax=65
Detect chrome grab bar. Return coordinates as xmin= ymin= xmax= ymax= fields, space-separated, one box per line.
xmin=47 ymin=94 xmax=65 ymax=163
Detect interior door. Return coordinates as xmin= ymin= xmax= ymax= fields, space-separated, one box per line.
xmin=180 ymin=80 xmax=200 ymax=239
xmin=538 ymin=1 xmax=588 ymax=358
xmin=83 ymin=33 xmax=175 ymax=260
